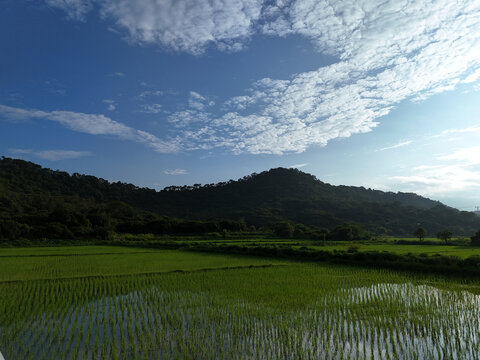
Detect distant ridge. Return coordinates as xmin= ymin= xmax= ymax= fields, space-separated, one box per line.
xmin=1 ymin=157 xmax=479 ymax=236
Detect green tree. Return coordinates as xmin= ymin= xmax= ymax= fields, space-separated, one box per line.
xmin=437 ymin=230 xmax=453 ymax=245
xmin=413 ymin=227 xmax=427 ymax=241
xmin=331 ymin=223 xmax=369 ymax=241
xmin=316 ymin=228 xmax=330 ymax=246
xmin=274 ymin=222 xmax=294 ymax=238
xmin=471 ymin=230 xmax=480 ymax=246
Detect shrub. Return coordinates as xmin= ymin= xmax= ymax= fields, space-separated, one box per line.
xmin=471 ymin=230 xmax=480 ymax=246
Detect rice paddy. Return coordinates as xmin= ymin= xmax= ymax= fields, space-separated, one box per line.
xmin=1 ymin=246 xmax=480 ymax=359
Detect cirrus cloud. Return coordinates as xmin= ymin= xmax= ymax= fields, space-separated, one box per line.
xmin=9 ymin=148 xmax=93 ymax=161
xmin=0 ymin=104 xmax=180 ymax=153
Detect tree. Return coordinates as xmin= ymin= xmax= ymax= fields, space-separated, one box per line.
xmin=330 ymin=223 xmax=369 ymax=241
xmin=274 ymin=222 xmax=294 ymax=238
xmin=318 ymin=228 xmax=329 ymax=246
xmin=471 ymin=230 xmax=480 ymax=246
xmin=413 ymin=227 xmax=427 ymax=241
xmin=437 ymin=230 xmax=453 ymax=245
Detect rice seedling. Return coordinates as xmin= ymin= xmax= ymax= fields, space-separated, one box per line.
xmin=1 ymin=247 xmax=480 ymax=359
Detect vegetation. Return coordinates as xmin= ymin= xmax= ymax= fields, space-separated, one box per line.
xmin=471 ymin=230 xmax=480 ymax=246
xmin=0 ymin=247 xmax=480 ymax=359
xmin=3 ymin=157 xmax=480 ymax=358
xmin=2 ymin=157 xmax=480 ymax=243
xmin=413 ymin=227 xmax=427 ymax=241
xmin=0 ymin=246 xmax=285 ymax=282
xmin=2 ymin=246 xmax=480 ymax=359
xmin=437 ymin=229 xmax=453 ymax=245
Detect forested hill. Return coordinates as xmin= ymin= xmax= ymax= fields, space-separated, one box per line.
xmin=1 ymin=157 xmax=480 ymax=236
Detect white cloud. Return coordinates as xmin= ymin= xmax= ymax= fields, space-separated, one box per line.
xmin=289 ymin=163 xmax=308 ymax=168
xmin=138 ymin=90 xmax=164 ymax=98
xmin=432 ymin=125 xmax=480 ymax=138
xmin=103 ymin=99 xmax=116 ymax=111
xmin=46 ymin=0 xmax=263 ymax=54
xmin=141 ymin=104 xmax=162 ymax=114
xmin=194 ymin=0 xmax=480 ymax=154
xmin=223 ymin=95 xmax=256 ymax=111
xmin=36 ymin=150 xmax=93 ymax=161
xmin=378 ymin=140 xmax=413 ymax=151
xmin=0 ymin=104 xmax=180 ymax=153
xmin=163 ymin=168 xmax=188 ymax=175
xmin=188 ymin=91 xmax=214 ymax=111
xmin=99 ymin=0 xmax=263 ymax=55
xmin=438 ymin=146 xmax=480 ymax=165
xmin=9 ymin=148 xmax=32 ymax=155
xmin=45 ymin=0 xmax=92 ymax=21
xmin=390 ymin=145 xmax=480 ymax=197
xmin=391 ymin=165 xmax=480 ymax=195
xmin=9 ymin=148 xmax=93 ymax=161
xmin=41 ymin=0 xmax=480 ymax=155
xmin=462 ymin=68 xmax=480 ymax=84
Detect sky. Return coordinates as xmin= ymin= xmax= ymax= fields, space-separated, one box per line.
xmin=1 ymin=0 xmax=480 ymax=210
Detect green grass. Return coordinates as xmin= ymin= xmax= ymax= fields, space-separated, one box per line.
xmin=2 ymin=245 xmax=480 ymax=359
xmin=0 ymin=246 xmax=286 ymax=282
xmin=0 ymin=245 xmax=157 ymax=256
xmin=191 ymin=237 xmax=480 ymax=258
xmin=295 ymin=244 xmax=480 ymax=258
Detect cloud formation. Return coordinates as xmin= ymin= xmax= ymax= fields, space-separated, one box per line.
xmin=0 ymin=104 xmax=180 ymax=153
xmin=289 ymin=163 xmax=308 ymax=169
xmin=432 ymin=126 xmax=480 ymax=138
xmin=103 ymin=99 xmax=116 ymax=111
xmin=163 ymin=168 xmax=188 ymax=175
xmin=9 ymin=148 xmax=93 ymax=161
xmin=188 ymin=91 xmax=214 ymax=111
xmin=140 ymin=104 xmax=162 ymax=114
xmin=378 ymin=141 xmax=413 ymax=152
xmin=45 ymin=0 xmax=92 ymax=21
xmin=157 ymin=0 xmax=480 ymax=154
xmin=99 ymin=0 xmax=263 ymax=54
xmin=43 ymin=0 xmax=480 ymax=155
xmin=391 ymin=146 xmax=480 ymax=196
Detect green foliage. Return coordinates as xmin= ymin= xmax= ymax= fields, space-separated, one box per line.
xmin=330 ymin=223 xmax=371 ymax=241
xmin=437 ymin=230 xmax=453 ymax=245
xmin=2 ymin=157 xmax=480 ymax=242
xmin=274 ymin=222 xmax=294 ymax=237
xmin=413 ymin=227 xmax=427 ymax=241
xmin=471 ymin=230 xmax=480 ymax=246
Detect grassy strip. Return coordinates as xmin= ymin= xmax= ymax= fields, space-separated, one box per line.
xmin=0 ymin=251 xmax=154 ymax=258
xmin=188 ymin=244 xmax=480 ymax=277
xmin=0 ymin=263 xmax=285 ymax=284
xmin=110 ymin=240 xmax=480 ymax=277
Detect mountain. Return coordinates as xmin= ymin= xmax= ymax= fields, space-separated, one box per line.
xmin=1 ymin=157 xmax=479 ymax=239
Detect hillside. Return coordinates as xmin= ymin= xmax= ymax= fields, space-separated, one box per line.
xmin=1 ymin=157 xmax=480 ymax=238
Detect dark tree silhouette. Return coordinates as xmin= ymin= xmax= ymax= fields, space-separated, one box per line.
xmin=471 ymin=230 xmax=480 ymax=246
xmin=413 ymin=227 xmax=427 ymax=241
xmin=274 ymin=222 xmax=294 ymax=238
xmin=2 ymin=157 xmax=480 ymax=241
xmin=437 ymin=230 xmax=453 ymax=245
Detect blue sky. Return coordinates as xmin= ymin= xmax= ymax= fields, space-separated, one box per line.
xmin=2 ymin=0 xmax=480 ymax=210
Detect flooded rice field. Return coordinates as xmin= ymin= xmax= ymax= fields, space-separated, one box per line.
xmin=2 ymin=281 xmax=480 ymax=359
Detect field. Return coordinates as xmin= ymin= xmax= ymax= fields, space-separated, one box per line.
xmin=294 ymin=244 xmax=480 ymax=258
xmin=0 ymin=246 xmax=286 ymax=282
xmin=171 ymin=236 xmax=480 ymax=259
xmin=2 ymin=245 xmax=480 ymax=359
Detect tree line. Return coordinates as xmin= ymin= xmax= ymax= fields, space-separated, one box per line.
xmin=2 ymin=157 xmax=480 ymax=242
